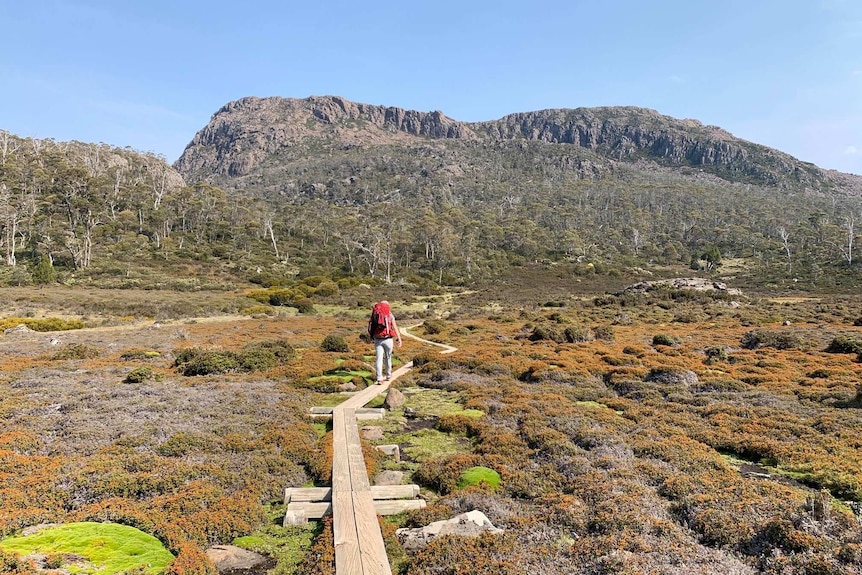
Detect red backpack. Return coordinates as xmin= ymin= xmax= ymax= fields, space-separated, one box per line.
xmin=369 ymin=302 xmax=394 ymax=338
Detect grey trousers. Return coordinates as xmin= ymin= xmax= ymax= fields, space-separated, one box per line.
xmin=374 ymin=337 xmax=394 ymax=380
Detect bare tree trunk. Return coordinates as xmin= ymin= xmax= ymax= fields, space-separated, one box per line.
xmin=777 ymin=226 xmax=792 ymax=273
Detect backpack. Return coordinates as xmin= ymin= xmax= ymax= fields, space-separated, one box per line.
xmin=369 ymin=302 xmax=393 ymax=338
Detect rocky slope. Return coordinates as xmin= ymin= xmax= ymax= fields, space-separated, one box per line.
xmin=174 ymin=95 xmax=862 ymax=196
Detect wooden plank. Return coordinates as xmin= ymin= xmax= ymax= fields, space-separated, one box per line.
xmin=371 ymin=484 xmax=419 ymax=499
xmin=288 ymin=498 xmax=426 ymax=519
xmin=345 ymin=409 xmax=371 ymax=492
xmin=332 ymin=491 xmax=360 ymax=575
xmin=340 ymin=383 xmax=388 ymax=409
xmin=285 ymin=487 xmax=331 ymax=503
xmin=281 ymin=485 xmax=419 ymax=504
xmin=353 ymin=490 xmax=392 ymax=575
xmin=311 ymin=407 xmax=386 ymax=416
xmin=331 ymin=408 xmax=351 ymax=493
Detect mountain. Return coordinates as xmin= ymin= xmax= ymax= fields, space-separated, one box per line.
xmin=174 ymin=95 xmax=861 ymax=196
xmin=1 ymin=96 xmax=860 ymax=291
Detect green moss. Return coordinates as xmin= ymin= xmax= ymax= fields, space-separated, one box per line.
xmin=389 ymin=428 xmax=472 ymax=462
xmin=456 ymin=466 xmax=501 ymax=491
xmin=231 ymin=504 xmax=320 ymax=575
xmin=0 ymin=522 xmax=173 ymax=574
xmin=452 ymin=409 xmax=484 ymax=418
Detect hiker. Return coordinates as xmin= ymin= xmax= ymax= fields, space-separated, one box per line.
xmin=368 ymin=300 xmax=402 ymax=383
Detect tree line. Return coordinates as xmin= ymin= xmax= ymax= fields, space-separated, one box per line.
xmin=0 ymin=130 xmax=859 ymax=290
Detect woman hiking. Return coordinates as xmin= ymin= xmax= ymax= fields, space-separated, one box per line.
xmin=367 ymin=301 xmax=402 ymax=383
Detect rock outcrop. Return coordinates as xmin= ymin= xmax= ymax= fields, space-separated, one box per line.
xmin=174 ymin=95 xmax=857 ymax=196
xmin=396 ymin=510 xmax=503 ymax=551
xmin=205 ymin=545 xmax=269 ymax=573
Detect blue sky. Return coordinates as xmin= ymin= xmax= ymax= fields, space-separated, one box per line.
xmin=1 ymin=0 xmax=860 ymax=174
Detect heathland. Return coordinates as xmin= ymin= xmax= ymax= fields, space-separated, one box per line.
xmin=1 ymin=95 xmax=862 ymax=574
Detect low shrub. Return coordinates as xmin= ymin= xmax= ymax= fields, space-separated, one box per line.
xmin=704 ymin=346 xmax=728 ymax=363
xmin=176 ymin=350 xmax=240 ymax=376
xmin=652 ymin=334 xmax=678 ymax=347
xmin=243 ymin=339 xmax=295 ymax=362
xmin=320 ymin=335 xmax=349 ymax=353
xmin=593 ymin=325 xmax=615 ymax=342
xmin=0 ymin=317 xmax=86 ymax=332
xmin=124 ymin=366 xmax=155 ymax=384
xmin=423 ymin=319 xmax=447 ymax=335
xmin=51 ymin=343 xmax=101 ymax=360
xmin=293 ymin=298 xmax=315 ymax=314
xmin=529 ymin=325 xmax=564 ymax=343
xmin=237 ymin=348 xmax=278 ymax=372
xmin=564 ymin=326 xmax=594 ymax=343
xmin=741 ymin=330 xmax=806 ymax=350
xmin=825 ymin=336 xmax=862 ymax=355
xmin=120 ymin=349 xmax=161 ymax=360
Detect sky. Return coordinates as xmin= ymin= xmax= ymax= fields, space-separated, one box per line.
xmin=1 ymin=0 xmax=860 ymax=174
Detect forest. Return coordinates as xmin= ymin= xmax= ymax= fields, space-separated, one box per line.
xmin=0 ymin=129 xmax=859 ymax=293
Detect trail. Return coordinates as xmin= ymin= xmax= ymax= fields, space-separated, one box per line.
xmin=329 ymin=323 xmax=456 ymax=575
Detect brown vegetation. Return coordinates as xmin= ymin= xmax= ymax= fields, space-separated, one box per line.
xmin=0 ymin=284 xmax=861 ymax=573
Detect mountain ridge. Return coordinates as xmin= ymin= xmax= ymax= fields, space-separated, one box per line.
xmin=173 ymin=95 xmax=862 ymax=196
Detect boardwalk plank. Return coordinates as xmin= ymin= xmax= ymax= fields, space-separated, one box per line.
xmin=287 ymin=499 xmax=426 ymax=518
xmin=331 ymin=409 xmax=351 ymax=493
xmin=285 ymin=485 xmax=420 ymax=503
xmin=353 ymin=491 xmax=391 ymax=575
xmin=333 ymin=491 xmax=361 ymax=575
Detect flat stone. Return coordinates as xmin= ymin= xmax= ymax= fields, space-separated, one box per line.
xmin=374 ymin=470 xmax=405 ymax=486
xmin=205 ymin=544 xmax=268 ymax=572
xmin=396 ymin=510 xmax=503 ymax=551
xmin=360 ymin=426 xmax=384 ymax=441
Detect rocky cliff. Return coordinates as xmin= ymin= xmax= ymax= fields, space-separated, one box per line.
xmin=174 ymin=95 xmax=862 ymax=196
xmin=174 ymin=96 xmax=476 ymax=179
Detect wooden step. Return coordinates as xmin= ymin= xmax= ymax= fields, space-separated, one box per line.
xmin=285 ymin=484 xmax=420 ymax=504
xmin=309 ymin=407 xmax=386 ymax=420
xmin=287 ymin=498 xmax=426 ymax=519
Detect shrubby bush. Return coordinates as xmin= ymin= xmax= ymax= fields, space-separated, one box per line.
xmin=563 ymin=325 xmax=594 ymax=343
xmin=237 ymin=347 xmax=278 ymax=372
xmin=423 ymin=318 xmax=447 ymax=335
xmin=320 ymin=335 xmax=349 ymax=352
xmin=652 ymin=334 xmax=678 ymax=346
xmin=124 ymin=366 xmax=155 ymax=383
xmin=740 ymin=330 xmax=806 ymax=350
xmin=825 ymin=335 xmax=862 ymax=355
xmin=120 ymin=349 xmax=161 ymax=360
xmin=529 ymin=325 xmax=564 ymax=343
xmin=51 ymin=343 xmax=101 ymax=360
xmin=175 ymin=340 xmax=295 ymax=376
xmin=0 ymin=317 xmax=86 ymax=332
xmin=593 ymin=325 xmax=615 ymax=341
xmin=176 ymin=350 xmax=240 ymax=376
xmin=704 ymin=346 xmax=728 ymax=363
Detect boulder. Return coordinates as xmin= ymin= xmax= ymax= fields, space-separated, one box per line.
xmin=374 ymin=470 xmax=405 ymax=486
xmin=205 ymin=545 xmax=268 ymax=573
xmin=4 ymin=324 xmax=34 ymax=335
xmin=360 ymin=426 xmax=384 ymax=441
xmin=396 ymin=510 xmax=503 ymax=551
xmin=383 ymin=388 xmax=405 ymax=410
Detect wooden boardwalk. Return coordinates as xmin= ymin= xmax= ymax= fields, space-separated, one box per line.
xmin=328 ymin=326 xmax=456 ymax=575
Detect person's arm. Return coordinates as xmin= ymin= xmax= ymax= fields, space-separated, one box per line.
xmin=391 ymin=315 xmax=403 ymax=347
